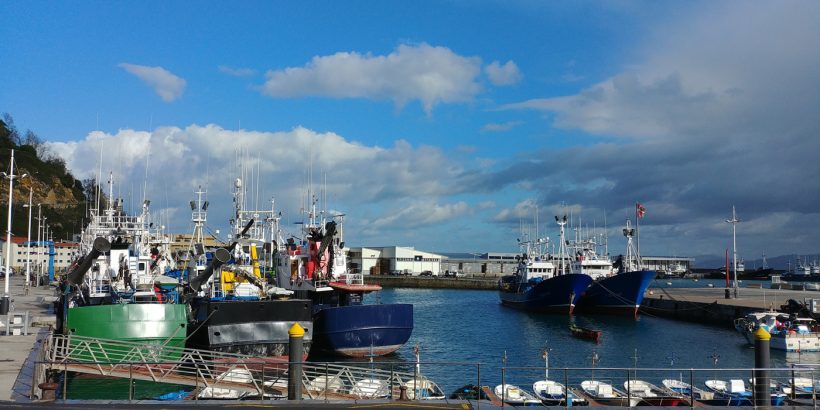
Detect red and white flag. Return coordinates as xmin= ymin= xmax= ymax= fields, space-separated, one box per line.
xmin=636 ymin=203 xmax=646 ymax=219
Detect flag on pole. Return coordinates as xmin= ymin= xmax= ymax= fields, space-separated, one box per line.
xmin=636 ymin=203 xmax=646 ymax=219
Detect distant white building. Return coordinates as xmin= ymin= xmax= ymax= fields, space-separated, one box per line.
xmin=348 ymin=246 xmax=443 ymax=275
xmin=3 ymin=235 xmax=79 ymax=274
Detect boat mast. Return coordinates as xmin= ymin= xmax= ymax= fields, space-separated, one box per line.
xmin=555 ymin=215 xmax=569 ymax=275
xmin=623 ymin=219 xmax=639 ymax=271
xmin=726 ymin=206 xmax=741 ymax=297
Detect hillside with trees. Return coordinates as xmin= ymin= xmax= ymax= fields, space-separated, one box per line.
xmin=0 ymin=113 xmax=99 ymax=242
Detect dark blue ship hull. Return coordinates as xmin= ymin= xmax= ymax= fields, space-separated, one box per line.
xmin=576 ymin=270 xmax=657 ymax=315
xmin=498 ymin=274 xmax=593 ymax=314
xmin=312 ymin=303 xmax=413 ymax=357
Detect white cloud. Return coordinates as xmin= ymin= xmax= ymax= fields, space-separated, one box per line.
xmin=493 ymin=199 xmax=538 ymax=222
xmin=46 ymin=124 xmax=470 ymax=240
xmin=261 ymin=43 xmax=482 ymax=114
xmin=218 ymin=65 xmax=256 ymax=77
xmin=481 ymin=121 xmax=523 ymax=133
xmin=502 ymin=3 xmax=820 ymax=142
xmin=370 ymin=201 xmax=470 ymax=230
xmin=485 ymin=60 xmax=522 ymax=86
xmin=119 ymin=63 xmax=186 ymax=102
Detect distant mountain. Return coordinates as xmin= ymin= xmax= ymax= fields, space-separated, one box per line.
xmin=692 ymin=253 xmax=820 ymax=270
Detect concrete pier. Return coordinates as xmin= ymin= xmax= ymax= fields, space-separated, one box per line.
xmin=366 ymin=275 xmax=498 ymax=289
xmin=641 ymin=285 xmax=820 ymax=327
xmin=0 ymin=276 xmax=56 ymax=402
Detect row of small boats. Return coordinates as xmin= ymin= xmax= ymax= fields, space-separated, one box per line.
xmin=489 ymin=377 xmax=813 ymax=407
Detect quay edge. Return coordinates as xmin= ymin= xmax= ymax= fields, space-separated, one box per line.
xmin=640 ymin=286 xmax=820 ymax=328
xmin=365 ymin=275 xmax=498 ymax=290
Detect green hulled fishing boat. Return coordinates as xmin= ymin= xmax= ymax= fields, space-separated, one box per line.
xmin=57 ymin=181 xmax=188 ymax=361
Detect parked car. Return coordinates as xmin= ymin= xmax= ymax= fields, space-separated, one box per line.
xmin=419 ymin=270 xmax=434 ymax=277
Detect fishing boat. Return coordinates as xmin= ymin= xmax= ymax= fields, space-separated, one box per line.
xmin=498 ymin=215 xmax=592 ymax=314
xmin=623 ymin=379 xmax=685 ymax=406
xmin=275 ymin=194 xmax=412 ymax=357
xmin=576 ymin=219 xmax=656 ymax=316
xmin=184 ymin=182 xmax=314 ymax=357
xmin=734 ymin=312 xmax=820 ymax=352
xmin=494 ymin=384 xmax=542 ymax=406
xmin=580 ymin=380 xmax=640 ymax=407
xmin=569 ymin=323 xmax=602 ymax=343
xmin=57 ymin=178 xmax=188 ymax=359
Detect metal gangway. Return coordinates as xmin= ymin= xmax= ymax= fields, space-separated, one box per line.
xmin=43 ymin=333 xmax=443 ymax=400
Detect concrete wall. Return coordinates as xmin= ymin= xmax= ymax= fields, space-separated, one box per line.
xmin=365 ymin=275 xmax=498 ymax=290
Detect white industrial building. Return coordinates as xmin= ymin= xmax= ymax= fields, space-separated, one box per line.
xmin=347 ymin=246 xmax=443 ymax=275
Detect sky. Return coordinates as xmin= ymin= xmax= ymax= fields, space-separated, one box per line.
xmin=1 ymin=1 xmax=819 ymax=263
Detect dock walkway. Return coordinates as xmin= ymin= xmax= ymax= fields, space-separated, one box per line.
xmin=0 ymin=277 xmax=57 ymax=402
xmin=641 ymin=285 xmax=820 ymax=327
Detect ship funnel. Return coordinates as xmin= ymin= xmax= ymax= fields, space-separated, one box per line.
xmin=66 ymin=237 xmax=112 ymax=285
xmin=189 ymin=247 xmax=231 ymax=293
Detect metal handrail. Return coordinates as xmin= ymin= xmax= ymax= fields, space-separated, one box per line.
xmin=44 ymin=333 xmax=450 ymax=400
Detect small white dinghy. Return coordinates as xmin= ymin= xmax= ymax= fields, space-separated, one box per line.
xmin=580 ymin=380 xmax=641 ymax=407
xmin=494 ymin=384 xmax=542 ymax=406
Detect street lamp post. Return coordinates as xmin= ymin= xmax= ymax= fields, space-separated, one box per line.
xmin=23 ymin=187 xmax=32 ymax=293
xmin=1 ymin=149 xmax=27 ymax=315
xmin=726 ymin=206 xmax=741 ymax=298
xmin=35 ymin=204 xmax=41 ymax=286
xmin=40 ymin=217 xmax=47 ymax=282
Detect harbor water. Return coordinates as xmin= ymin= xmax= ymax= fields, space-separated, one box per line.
xmin=65 ymin=278 xmax=820 ymax=399
xmin=367 ymin=279 xmax=820 ymax=393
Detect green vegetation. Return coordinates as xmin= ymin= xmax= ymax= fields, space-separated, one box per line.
xmin=0 ymin=113 xmax=95 ymax=242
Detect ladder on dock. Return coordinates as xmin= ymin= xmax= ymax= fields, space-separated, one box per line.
xmin=44 ymin=333 xmax=440 ymax=400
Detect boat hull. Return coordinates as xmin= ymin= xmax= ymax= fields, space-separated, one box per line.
xmin=499 ymin=274 xmax=592 ymax=314
xmin=187 ymin=298 xmax=313 ymax=357
xmin=576 ymin=270 xmax=657 ymax=315
xmin=312 ymin=303 xmax=413 ymax=357
xmin=64 ymin=303 xmax=188 ymax=360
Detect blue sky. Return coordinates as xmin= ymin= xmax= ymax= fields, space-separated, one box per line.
xmin=1 ymin=1 xmax=819 ymax=262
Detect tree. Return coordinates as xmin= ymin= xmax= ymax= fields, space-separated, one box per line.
xmin=24 ymin=129 xmax=42 ymax=149
xmin=0 ymin=113 xmax=20 ymax=148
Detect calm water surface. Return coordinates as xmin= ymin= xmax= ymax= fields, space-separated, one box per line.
xmin=365 ymin=280 xmax=820 ymax=392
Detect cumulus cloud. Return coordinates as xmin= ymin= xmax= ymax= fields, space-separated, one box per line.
xmin=485 ymin=60 xmax=522 ymax=86
xmin=370 ymin=201 xmax=470 ymax=230
xmin=119 ymin=63 xmax=186 ymax=102
xmin=493 ymin=199 xmax=538 ymax=222
xmin=260 ymin=43 xmax=482 ymax=114
xmin=218 ymin=65 xmax=257 ymax=77
xmin=46 ymin=124 xmax=472 ymax=243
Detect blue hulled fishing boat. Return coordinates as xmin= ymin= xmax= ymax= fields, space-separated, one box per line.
xmin=576 ymin=219 xmax=656 ymax=316
xmin=498 ymin=215 xmax=592 ymax=314
xmin=276 ymin=199 xmax=412 ymax=357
